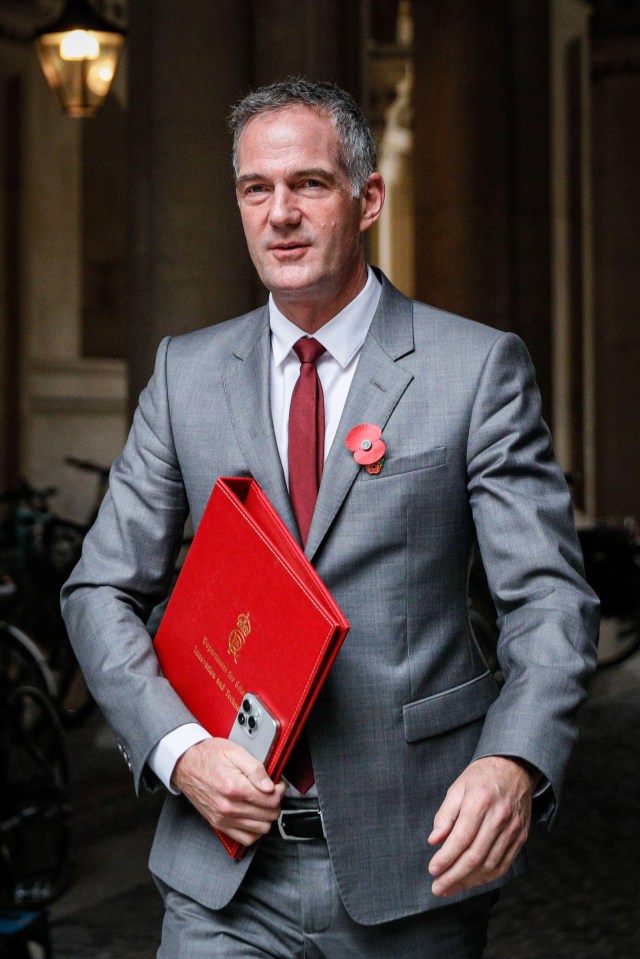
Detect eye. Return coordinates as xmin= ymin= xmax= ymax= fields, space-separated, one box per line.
xmin=238 ymin=182 xmax=270 ymax=203
xmin=297 ymin=178 xmax=328 ymax=196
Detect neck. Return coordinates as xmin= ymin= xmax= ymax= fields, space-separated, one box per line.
xmin=272 ymin=261 xmax=368 ymax=334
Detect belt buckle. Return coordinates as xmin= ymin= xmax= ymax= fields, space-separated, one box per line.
xmin=277 ymin=808 xmax=323 ymax=841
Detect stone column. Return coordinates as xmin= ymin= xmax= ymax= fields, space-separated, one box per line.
xmin=549 ymin=0 xmax=594 ymax=515
xmin=368 ymin=1 xmax=416 ymax=298
xmin=591 ymin=33 xmax=640 ymax=518
xmin=126 ymin=0 xmax=255 ymax=412
xmin=411 ymin=0 xmax=513 ymax=333
xmin=250 ymin=0 xmax=364 ymax=94
xmin=0 ymin=47 xmax=25 ymax=489
xmin=411 ymin=0 xmax=594 ymax=446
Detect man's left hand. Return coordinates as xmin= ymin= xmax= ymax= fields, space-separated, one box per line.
xmin=428 ymin=755 xmax=540 ymax=897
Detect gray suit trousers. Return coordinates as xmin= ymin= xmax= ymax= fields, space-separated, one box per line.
xmin=155 ymin=832 xmax=496 ymax=959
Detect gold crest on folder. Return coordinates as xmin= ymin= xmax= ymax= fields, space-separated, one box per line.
xmin=227 ymin=612 xmax=251 ymax=663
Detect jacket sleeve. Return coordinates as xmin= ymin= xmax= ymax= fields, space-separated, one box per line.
xmin=465 ymin=332 xmax=599 ymax=821
xmin=61 ymin=336 xmax=196 ymax=791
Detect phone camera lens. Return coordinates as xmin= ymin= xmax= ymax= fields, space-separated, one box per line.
xmin=248 ymin=715 xmax=257 ymax=730
xmin=242 ymin=699 xmax=251 ymax=712
xmin=237 ymin=713 xmax=246 ymax=726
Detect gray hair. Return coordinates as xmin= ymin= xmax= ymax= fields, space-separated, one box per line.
xmin=229 ymin=78 xmax=377 ymax=198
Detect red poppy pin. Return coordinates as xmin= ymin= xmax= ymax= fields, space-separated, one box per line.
xmin=345 ymin=423 xmax=386 ymax=474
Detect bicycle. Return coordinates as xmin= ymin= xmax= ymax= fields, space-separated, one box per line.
xmin=0 ymin=675 xmax=71 ymax=909
xmin=0 ymin=480 xmax=93 ymax=726
xmin=0 ymin=619 xmax=56 ymax=703
xmin=0 ymin=458 xmax=191 ymax=722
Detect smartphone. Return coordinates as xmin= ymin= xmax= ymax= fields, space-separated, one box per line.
xmin=228 ymin=693 xmax=279 ymax=765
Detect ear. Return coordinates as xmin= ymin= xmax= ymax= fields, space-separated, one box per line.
xmin=359 ymin=173 xmax=385 ymax=234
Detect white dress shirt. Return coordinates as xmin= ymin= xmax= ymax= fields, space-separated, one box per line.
xmin=148 ymin=268 xmax=382 ymax=792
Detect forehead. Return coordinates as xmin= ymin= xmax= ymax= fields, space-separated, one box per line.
xmin=236 ymin=105 xmax=342 ymax=173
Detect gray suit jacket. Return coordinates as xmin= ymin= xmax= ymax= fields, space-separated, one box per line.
xmin=61 ymin=273 xmax=599 ymax=925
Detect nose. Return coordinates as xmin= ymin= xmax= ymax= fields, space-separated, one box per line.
xmin=268 ymin=184 xmax=301 ymax=228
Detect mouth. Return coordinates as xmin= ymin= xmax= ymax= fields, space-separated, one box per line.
xmin=269 ymin=241 xmax=311 ymax=257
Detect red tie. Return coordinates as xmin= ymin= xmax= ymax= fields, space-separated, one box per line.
xmin=288 ymin=337 xmax=326 ymax=547
xmin=285 ymin=336 xmax=325 ymax=793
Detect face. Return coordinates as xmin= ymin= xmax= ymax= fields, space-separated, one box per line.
xmin=235 ymin=105 xmax=384 ymax=329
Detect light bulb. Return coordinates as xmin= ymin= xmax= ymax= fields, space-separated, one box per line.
xmin=60 ymin=30 xmax=100 ymax=61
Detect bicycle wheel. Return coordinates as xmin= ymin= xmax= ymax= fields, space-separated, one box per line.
xmin=0 ymin=685 xmax=72 ymax=908
xmin=0 ymin=623 xmax=56 ymax=700
xmin=54 ymin=642 xmax=94 ymax=728
xmin=597 ymin=616 xmax=640 ymax=667
xmin=41 ymin=519 xmax=84 ymax=583
xmin=31 ymin=520 xmax=94 ymax=726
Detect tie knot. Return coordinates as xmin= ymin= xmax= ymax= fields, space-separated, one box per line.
xmin=294 ymin=337 xmax=325 ymax=366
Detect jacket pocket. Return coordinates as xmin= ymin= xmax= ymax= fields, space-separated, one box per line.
xmin=403 ymin=670 xmax=499 ymax=743
xmin=363 ymin=446 xmax=447 ymax=479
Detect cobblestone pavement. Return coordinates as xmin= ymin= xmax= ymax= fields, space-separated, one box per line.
xmin=485 ymin=681 xmax=640 ymax=959
xmin=48 ymin=652 xmax=640 ymax=958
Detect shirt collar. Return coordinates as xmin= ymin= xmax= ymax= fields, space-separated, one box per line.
xmin=269 ymin=267 xmax=382 ymax=369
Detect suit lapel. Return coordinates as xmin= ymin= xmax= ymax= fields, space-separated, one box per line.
xmin=305 ymin=275 xmax=415 ymax=561
xmin=223 ymin=276 xmax=416 ymax=558
xmin=222 ymin=307 xmax=300 ymax=542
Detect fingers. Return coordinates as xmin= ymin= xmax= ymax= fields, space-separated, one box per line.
xmin=171 ymin=737 xmax=286 ymax=844
xmin=427 ymin=781 xmax=464 ymax=847
xmin=225 ymin=739 xmax=279 ymax=794
xmin=428 ymin=756 xmax=534 ymax=897
xmin=430 ymin=802 xmax=527 ymax=896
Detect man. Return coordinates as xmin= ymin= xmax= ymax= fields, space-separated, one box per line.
xmin=62 ymin=79 xmax=599 ymax=957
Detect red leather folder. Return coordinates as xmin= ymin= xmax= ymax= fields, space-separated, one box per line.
xmin=154 ymin=476 xmax=349 ymax=858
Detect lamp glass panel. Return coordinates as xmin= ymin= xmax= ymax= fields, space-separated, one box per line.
xmin=36 ymin=31 xmax=124 ymax=118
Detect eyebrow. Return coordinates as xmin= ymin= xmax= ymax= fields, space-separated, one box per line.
xmin=235 ymin=167 xmax=339 ymax=188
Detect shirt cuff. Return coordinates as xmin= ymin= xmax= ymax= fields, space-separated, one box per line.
xmin=147 ymin=723 xmax=212 ymax=794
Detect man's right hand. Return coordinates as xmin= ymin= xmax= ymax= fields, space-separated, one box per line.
xmin=171 ymin=738 xmax=286 ymax=846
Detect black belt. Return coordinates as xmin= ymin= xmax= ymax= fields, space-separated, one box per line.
xmin=274 ymin=807 xmax=325 ymax=841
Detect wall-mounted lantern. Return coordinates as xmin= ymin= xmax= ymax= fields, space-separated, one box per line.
xmin=35 ymin=0 xmax=126 ymax=118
